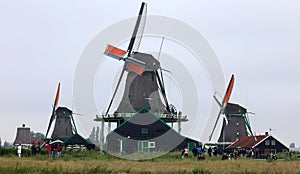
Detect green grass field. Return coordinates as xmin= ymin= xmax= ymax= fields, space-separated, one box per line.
xmin=0 ymin=151 xmax=300 ymax=174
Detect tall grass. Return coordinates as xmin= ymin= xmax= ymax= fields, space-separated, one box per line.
xmin=0 ymin=151 xmax=299 ymax=174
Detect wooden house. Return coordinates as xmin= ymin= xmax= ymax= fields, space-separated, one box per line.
xmin=227 ymin=132 xmax=289 ymax=158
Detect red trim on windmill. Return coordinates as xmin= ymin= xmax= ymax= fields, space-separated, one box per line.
xmin=104 ymin=44 xmax=127 ymax=60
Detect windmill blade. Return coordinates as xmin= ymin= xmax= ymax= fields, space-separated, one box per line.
xmin=155 ymin=70 xmax=170 ymax=112
xmin=104 ymin=44 xmax=127 ymax=60
xmin=209 ymin=109 xmax=222 ymax=141
xmin=45 ymin=83 xmax=60 ymax=138
xmin=222 ymin=74 xmax=235 ymax=107
xmin=105 ymin=65 xmax=126 ymax=115
xmin=127 ymin=2 xmax=147 ymax=55
xmin=213 ymin=92 xmax=222 ymax=107
xmin=72 ymin=112 xmax=84 ymax=116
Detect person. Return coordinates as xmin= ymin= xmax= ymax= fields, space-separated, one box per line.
xmin=208 ymin=147 xmax=212 ymax=157
xmin=57 ymin=144 xmax=62 ymax=157
xmin=53 ymin=144 xmax=58 ymax=158
xmin=233 ymin=149 xmax=239 ymax=159
xmin=222 ymin=152 xmax=228 ymax=160
xmin=31 ymin=143 xmax=37 ymax=156
xmin=197 ymin=146 xmax=205 ymax=160
xmin=184 ymin=147 xmax=189 ymax=158
xmin=45 ymin=143 xmax=51 ymax=156
xmin=17 ymin=144 xmax=22 ymax=158
xmin=197 ymin=146 xmax=202 ymax=157
xmin=192 ymin=146 xmax=198 ymax=158
xmin=36 ymin=142 xmax=41 ymax=154
xmin=213 ymin=147 xmax=218 ymax=156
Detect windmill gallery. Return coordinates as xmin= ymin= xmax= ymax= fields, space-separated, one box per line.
xmin=13 ymin=2 xmax=289 ymax=159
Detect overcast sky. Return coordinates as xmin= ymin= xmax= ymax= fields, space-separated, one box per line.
xmin=1 ymin=0 xmax=299 ymax=147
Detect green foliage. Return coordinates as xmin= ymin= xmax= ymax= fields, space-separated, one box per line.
xmin=0 ymin=148 xmax=47 ymax=157
xmin=30 ymin=131 xmax=45 ymax=140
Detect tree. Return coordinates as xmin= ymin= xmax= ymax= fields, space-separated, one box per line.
xmin=88 ymin=127 xmax=96 ymax=143
xmin=96 ymin=126 xmax=100 ymax=145
xmin=3 ymin=141 xmax=13 ymax=148
xmin=30 ymin=131 xmax=45 ymax=140
xmin=290 ymin=143 xmax=296 ymax=148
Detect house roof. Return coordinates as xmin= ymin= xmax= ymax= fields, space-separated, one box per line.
xmin=113 ymin=106 xmax=172 ymax=132
xmin=227 ymin=135 xmax=267 ymax=149
xmin=63 ymin=133 xmax=93 ymax=146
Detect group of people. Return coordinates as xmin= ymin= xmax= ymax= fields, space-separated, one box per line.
xmin=16 ymin=142 xmax=63 ymax=158
xmin=31 ymin=143 xmax=41 ymax=155
xmin=182 ymin=145 xmax=206 ymax=160
xmin=182 ymin=145 xmax=242 ymax=160
xmin=45 ymin=143 xmax=62 ymax=158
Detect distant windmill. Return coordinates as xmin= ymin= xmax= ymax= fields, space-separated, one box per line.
xmin=13 ymin=124 xmax=31 ymax=146
xmin=45 ymin=83 xmax=77 ymax=140
xmin=209 ymin=75 xmax=254 ymax=143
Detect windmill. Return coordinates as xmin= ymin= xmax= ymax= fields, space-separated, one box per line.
xmin=209 ymin=75 xmax=254 ymax=143
xmin=103 ymin=2 xmax=171 ymax=118
xmin=13 ymin=124 xmax=31 ymax=146
xmin=45 ymin=83 xmax=77 ymax=140
xmin=94 ymin=2 xmax=198 ymax=155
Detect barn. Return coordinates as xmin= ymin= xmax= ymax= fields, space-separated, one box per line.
xmin=227 ymin=132 xmax=289 ymax=158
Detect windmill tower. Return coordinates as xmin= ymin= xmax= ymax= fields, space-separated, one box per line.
xmin=13 ymin=124 xmax=31 ymax=146
xmin=94 ymin=2 xmax=197 ymax=155
xmin=51 ymin=107 xmax=75 ymax=139
xmin=217 ymin=103 xmax=252 ymax=143
xmin=45 ymin=83 xmax=77 ymax=140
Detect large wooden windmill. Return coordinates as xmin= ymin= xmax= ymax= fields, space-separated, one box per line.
xmin=95 ymin=2 xmax=199 ymax=155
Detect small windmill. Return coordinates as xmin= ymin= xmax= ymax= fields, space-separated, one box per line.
xmin=209 ymin=75 xmax=255 ymax=143
xmin=45 ymin=83 xmax=77 ymax=140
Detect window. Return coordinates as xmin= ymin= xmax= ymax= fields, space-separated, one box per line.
xmin=138 ymin=141 xmax=149 ymax=152
xmin=271 ymin=140 xmax=276 ymax=146
xmin=141 ymin=128 xmax=148 ymax=134
xmin=265 ymin=140 xmax=270 ymax=146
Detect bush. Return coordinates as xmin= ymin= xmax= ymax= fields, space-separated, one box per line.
xmin=0 ymin=147 xmax=40 ymax=157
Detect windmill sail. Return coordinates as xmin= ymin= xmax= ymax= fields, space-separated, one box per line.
xmin=209 ymin=75 xmax=235 ymax=141
xmin=104 ymin=2 xmax=148 ymax=115
xmin=104 ymin=44 xmax=127 ymax=60
xmin=127 ymin=2 xmax=147 ymax=55
xmin=45 ymin=83 xmax=60 ymax=138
